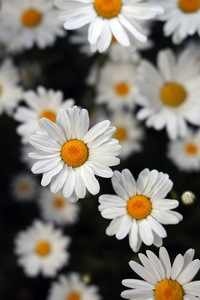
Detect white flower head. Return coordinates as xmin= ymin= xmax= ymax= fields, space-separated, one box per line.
xmin=136 ymin=48 xmax=200 ymax=140
xmin=181 ymin=190 xmax=196 ymax=205
xmin=29 ymin=106 xmax=121 ymax=202
xmin=47 ymin=272 xmax=101 ymax=300
xmin=99 ymin=168 xmax=183 ymax=252
xmin=14 ymin=220 xmax=71 ymax=277
xmin=14 ymin=86 xmax=75 ymax=144
xmin=121 ymin=247 xmax=200 ymax=300
xmin=0 ymin=0 xmax=65 ymax=52
xmin=38 ymin=189 xmax=80 ymax=226
xmin=55 ymin=0 xmax=163 ymax=53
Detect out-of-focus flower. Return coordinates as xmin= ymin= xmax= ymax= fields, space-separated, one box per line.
xmin=121 ymin=247 xmax=200 ymax=300
xmin=19 ymin=60 xmax=42 ymax=89
xmin=99 ymin=168 xmax=183 ymax=252
xmin=38 ymin=189 xmax=80 ymax=226
xmin=136 ymin=48 xmax=200 ymax=140
xmin=55 ymin=0 xmax=163 ymax=53
xmin=167 ymin=129 xmax=200 ymax=172
xmin=0 ymin=0 xmax=65 ymax=52
xmin=47 ymin=272 xmax=101 ymax=300
xmin=14 ymin=86 xmax=74 ymax=144
xmin=181 ymin=190 xmax=196 ymax=205
xmin=29 ymin=106 xmax=121 ymax=202
xmin=14 ymin=220 xmax=71 ymax=277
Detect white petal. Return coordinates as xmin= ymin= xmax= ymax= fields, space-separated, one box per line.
xmin=171 ymin=254 xmax=184 ymax=280
xmin=129 ymin=260 xmax=158 ymax=285
xmin=138 ymin=219 xmax=154 ymax=246
xmin=39 ymin=118 xmax=66 ymax=145
xmin=80 ymin=164 xmax=100 ymax=195
xmin=177 ymin=260 xmax=200 ymax=285
xmin=159 ymin=247 xmax=171 ymax=279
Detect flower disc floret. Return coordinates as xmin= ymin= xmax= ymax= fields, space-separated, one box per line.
xmin=40 ymin=110 xmax=57 ymax=123
xmin=185 ymin=143 xmax=198 ymax=155
xmin=68 ymin=292 xmax=80 ymax=300
xmin=114 ymin=127 xmax=127 ymax=141
xmin=155 ymin=279 xmax=184 ymax=300
xmin=179 ymin=0 xmax=200 ymax=13
xmin=35 ymin=240 xmax=51 ymax=256
xmin=160 ymin=82 xmax=186 ymax=107
xmin=61 ymin=139 xmax=88 ymax=168
xmin=115 ymin=82 xmax=130 ymax=96
xmin=94 ymin=0 xmax=121 ymax=19
xmin=127 ymin=195 xmax=152 ymax=220
xmin=21 ymin=9 xmax=42 ymax=27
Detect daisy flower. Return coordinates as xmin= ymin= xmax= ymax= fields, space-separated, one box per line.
xmin=0 ymin=0 xmax=65 ymax=52
xmin=55 ymin=0 xmax=163 ymax=53
xmin=156 ymin=0 xmax=200 ymax=44
xmin=136 ymin=48 xmax=200 ymax=140
xmin=98 ymin=168 xmax=183 ymax=252
xmin=47 ymin=272 xmax=101 ymax=300
xmin=38 ymin=189 xmax=80 ymax=226
xmin=0 ymin=58 xmax=22 ymax=116
xmin=14 ymin=86 xmax=75 ymax=144
xmin=167 ymin=129 xmax=200 ymax=172
xmin=95 ymin=61 xmax=139 ymax=111
xmin=29 ymin=106 xmax=121 ymax=202
xmin=121 ymin=247 xmax=200 ymax=300
xmin=14 ymin=220 xmax=71 ymax=277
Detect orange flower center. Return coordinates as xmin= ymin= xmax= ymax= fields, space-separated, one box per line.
xmin=53 ymin=196 xmax=65 ymax=209
xmin=35 ymin=241 xmax=51 ymax=257
xmin=185 ymin=143 xmax=198 ymax=155
xmin=94 ymin=0 xmax=122 ymax=18
xmin=61 ymin=139 xmax=88 ymax=168
xmin=115 ymin=82 xmax=130 ymax=96
xmin=40 ymin=110 xmax=57 ymax=123
xmin=111 ymin=35 xmax=117 ymax=44
xmin=67 ymin=292 xmax=80 ymax=300
xmin=21 ymin=9 xmax=42 ymax=27
xmin=160 ymin=82 xmax=186 ymax=107
xmin=179 ymin=0 xmax=200 ymax=13
xmin=114 ymin=127 xmax=127 ymax=141
xmin=127 ymin=195 xmax=152 ymax=220
xmin=155 ymin=279 xmax=184 ymax=300
xmin=19 ymin=182 xmax=31 ymax=193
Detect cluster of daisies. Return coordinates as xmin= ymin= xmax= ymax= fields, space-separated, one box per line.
xmin=1 ymin=0 xmax=200 ymax=299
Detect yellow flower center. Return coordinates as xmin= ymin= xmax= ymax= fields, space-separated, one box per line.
xmin=179 ymin=0 xmax=200 ymax=13
xmin=61 ymin=139 xmax=88 ymax=168
xmin=115 ymin=82 xmax=130 ymax=96
xmin=53 ymin=196 xmax=65 ymax=209
xmin=21 ymin=9 xmax=42 ymax=27
xmin=160 ymin=82 xmax=186 ymax=107
xmin=94 ymin=0 xmax=122 ymax=18
xmin=35 ymin=241 xmax=51 ymax=257
xmin=185 ymin=143 xmax=198 ymax=155
xmin=40 ymin=110 xmax=57 ymax=123
xmin=155 ymin=279 xmax=184 ymax=300
xmin=67 ymin=292 xmax=80 ymax=300
xmin=18 ymin=182 xmax=31 ymax=193
xmin=114 ymin=127 xmax=127 ymax=141
xmin=127 ymin=195 xmax=152 ymax=220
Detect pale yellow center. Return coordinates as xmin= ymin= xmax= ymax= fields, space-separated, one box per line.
xmin=35 ymin=241 xmax=51 ymax=257
xmin=160 ymin=82 xmax=186 ymax=107
xmin=94 ymin=0 xmax=122 ymax=18
xmin=67 ymin=292 xmax=80 ymax=300
xmin=155 ymin=279 xmax=184 ymax=300
xmin=111 ymin=35 xmax=117 ymax=44
xmin=40 ymin=110 xmax=57 ymax=123
xmin=21 ymin=9 xmax=42 ymax=27
xmin=114 ymin=127 xmax=127 ymax=141
xmin=127 ymin=195 xmax=152 ymax=220
xmin=115 ymin=82 xmax=130 ymax=96
xmin=53 ymin=196 xmax=65 ymax=209
xmin=185 ymin=143 xmax=198 ymax=155
xmin=19 ymin=182 xmax=31 ymax=193
xmin=179 ymin=0 xmax=200 ymax=12
xmin=61 ymin=139 xmax=88 ymax=168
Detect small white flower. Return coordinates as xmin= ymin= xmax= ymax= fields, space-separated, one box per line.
xmin=121 ymin=247 xmax=200 ymax=300
xmin=181 ymin=190 xmax=196 ymax=205
xmin=99 ymin=168 xmax=183 ymax=252
xmin=136 ymin=48 xmax=200 ymax=140
xmin=14 ymin=86 xmax=75 ymax=144
xmin=47 ymin=272 xmax=101 ymax=300
xmin=38 ymin=189 xmax=80 ymax=226
xmin=29 ymin=106 xmax=121 ymax=201
xmin=55 ymin=0 xmax=163 ymax=53
xmin=14 ymin=220 xmax=71 ymax=277
xmin=167 ymin=129 xmax=200 ymax=172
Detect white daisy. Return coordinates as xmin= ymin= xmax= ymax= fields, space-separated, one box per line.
xmin=95 ymin=61 xmax=139 ymax=110
xmin=136 ymin=48 xmax=200 ymax=140
xmin=55 ymin=0 xmax=163 ymax=53
xmin=14 ymin=219 xmax=71 ymax=277
xmin=29 ymin=106 xmax=121 ymax=202
xmin=121 ymin=247 xmax=200 ymax=300
xmin=155 ymin=0 xmax=200 ymax=44
xmin=47 ymin=272 xmax=101 ymax=300
xmin=181 ymin=190 xmax=196 ymax=205
xmin=0 ymin=58 xmax=22 ymax=116
xmin=38 ymin=189 xmax=80 ymax=226
xmin=98 ymin=168 xmax=183 ymax=252
xmin=14 ymin=86 xmax=75 ymax=144
xmin=0 ymin=0 xmax=65 ymax=52
xmin=10 ymin=172 xmax=39 ymax=202
xmin=167 ymin=129 xmax=200 ymax=172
